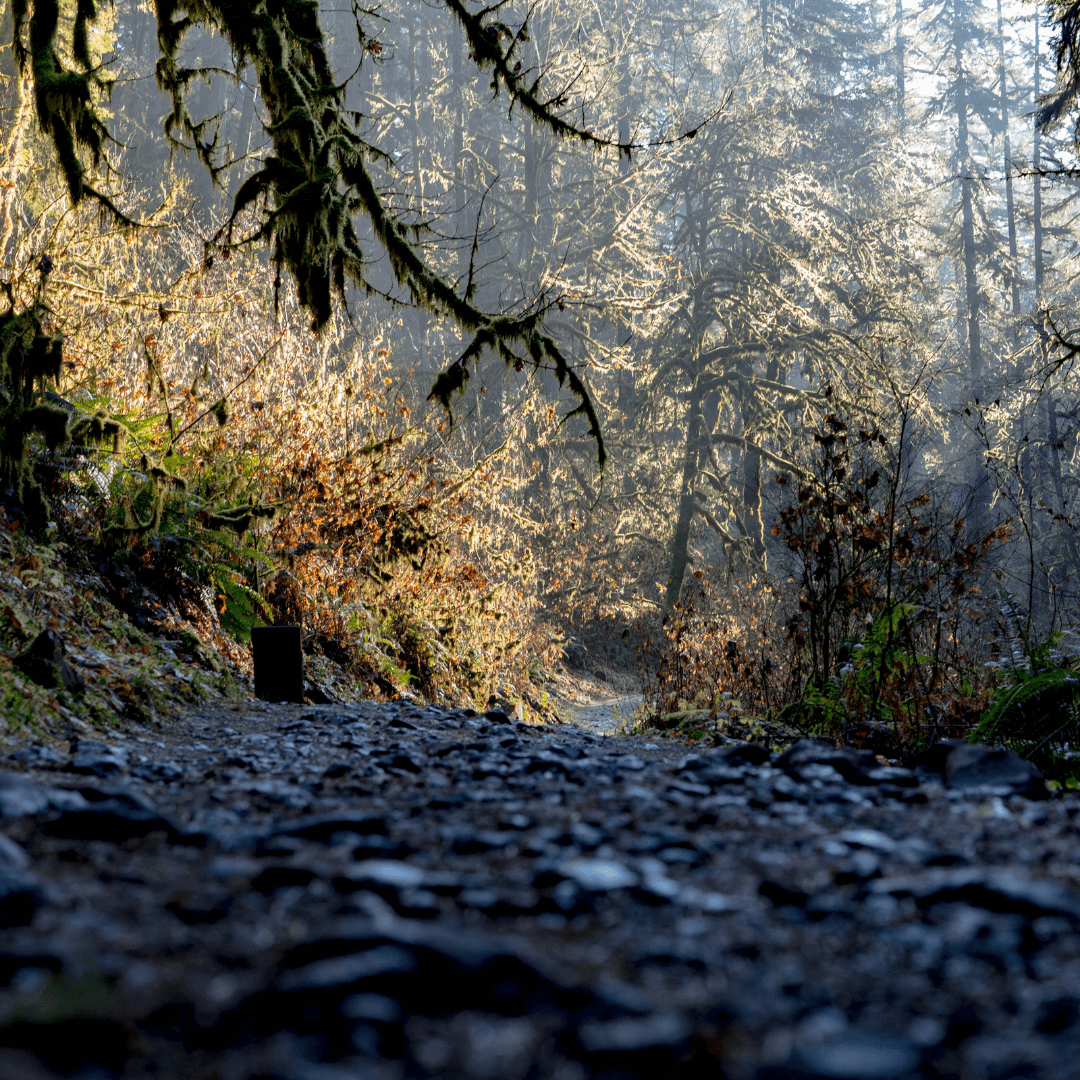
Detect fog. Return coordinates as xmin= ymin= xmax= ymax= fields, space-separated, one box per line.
xmin=6 ymin=0 xmax=1080 ymax=716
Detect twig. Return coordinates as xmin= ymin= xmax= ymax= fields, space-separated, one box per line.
xmin=167 ymin=333 xmax=283 ymax=454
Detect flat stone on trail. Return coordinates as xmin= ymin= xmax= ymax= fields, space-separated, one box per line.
xmin=41 ymin=786 xmax=177 ymax=842
xmin=870 ymin=867 xmax=1080 ymax=921
xmin=268 ymin=812 xmax=389 ymax=842
xmin=576 ymin=1012 xmax=691 ymax=1054
xmin=0 ymin=773 xmax=55 ymax=818
xmin=0 ymin=772 xmax=88 ymax=817
xmin=339 ymin=860 xmax=429 ymax=889
xmin=7 ymin=744 xmax=63 ymax=768
xmin=558 ymin=857 xmax=639 ymax=891
xmin=838 ymin=828 xmax=897 ymax=853
xmin=278 ymin=945 xmax=420 ymax=991
xmin=67 ymin=739 xmax=129 ymax=778
xmin=767 ymin=1031 xmax=923 ymax=1080
xmin=0 ymin=833 xmax=30 ymax=869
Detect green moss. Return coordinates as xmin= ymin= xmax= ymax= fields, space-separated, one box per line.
xmin=0 ymin=673 xmax=37 ymax=732
xmin=14 ymin=0 xmax=605 ymax=467
xmin=9 ymin=972 xmax=121 ymax=1023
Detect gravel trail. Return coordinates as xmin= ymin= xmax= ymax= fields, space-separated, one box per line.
xmin=0 ymin=698 xmax=1078 ymax=1080
xmin=563 ymin=690 xmax=644 ymax=736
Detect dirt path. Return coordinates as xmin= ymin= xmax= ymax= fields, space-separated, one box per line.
xmin=542 ymin=666 xmax=646 ymax=736
xmin=563 ymin=689 xmax=644 ymax=736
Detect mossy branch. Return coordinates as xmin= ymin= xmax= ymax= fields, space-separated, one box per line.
xmin=10 ymin=0 xmax=608 ymax=467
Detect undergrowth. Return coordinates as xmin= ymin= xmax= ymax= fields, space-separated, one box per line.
xmin=0 ymin=160 xmax=580 ymax=716
xmin=634 ymin=401 xmax=1070 ymax=771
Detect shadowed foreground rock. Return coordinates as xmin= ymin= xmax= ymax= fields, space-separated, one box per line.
xmin=13 ymin=629 xmax=84 ymax=694
xmin=0 ymin=703 xmax=1077 ymax=1079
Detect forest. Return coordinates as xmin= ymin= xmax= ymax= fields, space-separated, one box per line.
xmin=3 ymin=0 xmax=1080 ymax=781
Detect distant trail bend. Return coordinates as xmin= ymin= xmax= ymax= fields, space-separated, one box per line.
xmin=564 ymin=689 xmax=644 ymax=736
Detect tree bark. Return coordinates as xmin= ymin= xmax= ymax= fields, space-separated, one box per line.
xmin=953 ymin=0 xmax=987 ymax=535
xmin=664 ymin=397 xmax=705 ymax=613
xmin=407 ymin=3 xmax=429 ymax=374
xmin=895 ymin=0 xmax=905 ymax=119
xmin=0 ymin=45 xmax=33 ymax=262
xmin=997 ymin=0 xmax=1021 ymax=326
xmin=739 ymin=387 xmax=765 ymax=559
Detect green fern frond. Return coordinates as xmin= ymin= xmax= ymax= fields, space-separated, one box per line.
xmin=975 ymin=665 xmax=1080 ymax=772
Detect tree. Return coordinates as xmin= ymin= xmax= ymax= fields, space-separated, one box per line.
xmin=1038 ymin=0 xmax=1080 ymax=145
xmin=6 ymin=0 xmax=655 ymax=459
xmin=637 ymin=0 xmax=927 ymax=611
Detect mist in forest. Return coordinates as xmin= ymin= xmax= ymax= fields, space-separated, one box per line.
xmin=4 ymin=0 xmax=1080 ymax=746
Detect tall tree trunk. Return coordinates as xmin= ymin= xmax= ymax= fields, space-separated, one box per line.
xmin=452 ymin=28 xmax=463 ymax=211
xmin=761 ymin=0 xmax=771 ymax=72
xmin=1030 ymin=21 xmax=1080 ymax=596
xmin=739 ymin=392 xmax=764 ymax=558
xmin=664 ymin=397 xmax=704 ymax=613
xmin=997 ymin=0 xmax=1021 ymax=326
xmin=226 ymin=70 xmax=258 ymax=197
xmin=0 ymin=59 xmax=33 ymax=262
xmin=523 ymin=122 xmax=538 ymax=273
xmin=618 ymin=67 xmax=632 ymax=179
xmin=1033 ymin=16 xmax=1052 ymax=621
xmin=895 ymin=0 xmax=905 ymax=119
xmin=1034 ymin=17 xmax=1045 ymax=309
xmin=407 ymin=4 xmax=429 ymax=373
xmin=451 ymin=18 xmax=466 ymax=305
xmin=953 ymin=0 xmax=986 ymax=535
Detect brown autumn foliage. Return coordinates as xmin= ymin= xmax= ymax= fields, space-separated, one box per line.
xmin=0 ymin=158 xmax=612 ymax=713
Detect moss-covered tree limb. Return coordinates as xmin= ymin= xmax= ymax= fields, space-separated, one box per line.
xmin=6 ymin=0 xmax=681 ymax=470
xmin=0 ymin=289 xmax=68 ymax=536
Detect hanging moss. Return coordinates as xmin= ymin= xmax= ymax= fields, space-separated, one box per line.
xmin=69 ymin=410 xmax=128 ymax=454
xmin=11 ymin=0 xmax=605 ymax=468
xmin=0 ymin=299 xmax=69 ymax=537
xmin=11 ymin=0 xmax=130 ymax=221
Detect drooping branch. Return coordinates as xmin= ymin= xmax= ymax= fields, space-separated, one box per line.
xmin=9 ymin=0 xmax=620 ymax=466
xmin=1039 ymin=0 xmax=1080 ymax=145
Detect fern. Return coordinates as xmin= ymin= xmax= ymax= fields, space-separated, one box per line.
xmin=211 ymin=565 xmax=273 ymax=642
xmin=974 ymin=659 xmax=1080 ymax=775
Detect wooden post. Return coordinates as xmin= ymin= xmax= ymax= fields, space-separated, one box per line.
xmin=251 ymin=625 xmax=304 ymax=703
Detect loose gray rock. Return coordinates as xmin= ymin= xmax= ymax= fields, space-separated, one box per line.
xmin=68 ymin=739 xmax=128 ymax=778
xmin=763 ymin=1031 xmax=922 ymax=1079
xmin=557 ymin=857 xmax=639 ymax=892
xmin=42 ymin=787 xmax=177 ymax=843
xmin=0 ymin=868 xmax=43 ymax=927
xmin=0 ymin=833 xmax=30 ymax=869
xmin=911 ymin=737 xmax=969 ymax=773
xmin=944 ymin=743 xmax=1046 ymax=798
xmin=776 ymin=740 xmax=878 ymax=785
xmin=0 ymin=772 xmax=88 ymax=817
xmin=7 ymin=744 xmax=63 ymax=768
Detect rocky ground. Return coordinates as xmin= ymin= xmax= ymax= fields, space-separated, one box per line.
xmin=0 ymin=698 xmax=1078 ymax=1079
